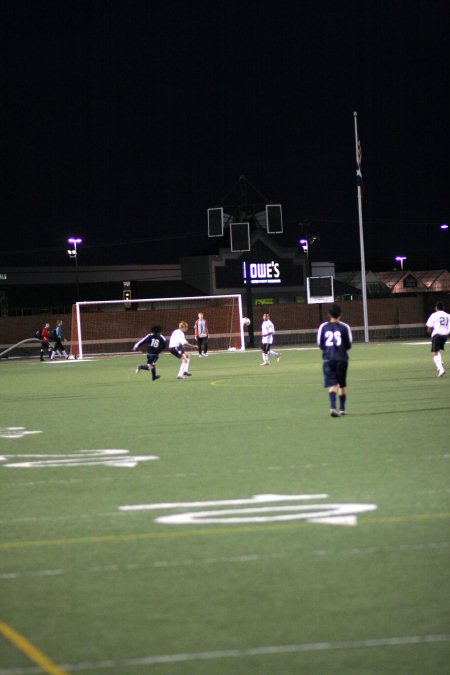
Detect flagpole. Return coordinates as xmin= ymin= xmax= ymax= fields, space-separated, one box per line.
xmin=353 ymin=111 xmax=369 ymax=342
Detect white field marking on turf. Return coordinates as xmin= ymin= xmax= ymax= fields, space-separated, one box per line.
xmin=120 ymin=494 xmax=328 ymax=510
xmin=120 ymin=494 xmax=377 ymax=527
xmin=157 ymin=503 xmax=377 ymax=526
xmin=9 ymin=477 xmax=114 ymax=487
xmin=2 ymin=543 xmax=449 ymax=582
xmin=0 ymin=449 xmax=159 ymax=469
xmin=1 ymin=634 xmax=447 ymax=673
xmin=46 ymin=357 xmax=97 ymax=364
xmin=404 ymin=341 xmax=430 ymax=345
xmin=210 ymin=380 xmax=298 ymax=387
xmin=0 ymin=427 xmax=42 ymax=439
xmin=5 ymin=473 xmax=200 ymax=487
xmin=0 ymin=554 xmax=287 ymax=581
xmin=0 ymin=511 xmax=121 ymax=524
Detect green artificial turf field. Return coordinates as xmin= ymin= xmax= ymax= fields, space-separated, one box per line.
xmin=0 ymin=343 xmax=449 ymax=674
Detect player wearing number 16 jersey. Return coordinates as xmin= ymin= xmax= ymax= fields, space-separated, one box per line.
xmin=317 ymin=304 xmax=352 ymax=417
xmin=133 ymin=325 xmax=166 ymax=381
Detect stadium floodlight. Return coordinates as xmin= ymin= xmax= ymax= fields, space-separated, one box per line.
xmin=395 ymin=256 xmax=406 ymax=270
xmin=207 ymin=208 xmax=224 ymax=237
xmin=230 ymin=222 xmax=250 ymax=252
xmin=67 ymin=237 xmax=83 ymax=300
xmin=266 ymin=204 xmax=283 ymax=234
xmin=67 ymin=237 xmax=82 ymax=258
xmin=68 ymin=236 xmax=82 ymax=249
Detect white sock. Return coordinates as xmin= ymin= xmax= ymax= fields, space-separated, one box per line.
xmin=433 ymin=354 xmax=442 ymax=370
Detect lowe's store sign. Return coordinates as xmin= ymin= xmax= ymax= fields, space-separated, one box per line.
xmin=243 ymin=260 xmax=281 ymax=285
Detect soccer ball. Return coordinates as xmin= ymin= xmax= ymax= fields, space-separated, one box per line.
xmin=242 ymin=317 xmax=251 ymax=326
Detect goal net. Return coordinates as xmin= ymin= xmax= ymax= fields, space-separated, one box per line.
xmin=70 ymin=294 xmax=245 ymax=358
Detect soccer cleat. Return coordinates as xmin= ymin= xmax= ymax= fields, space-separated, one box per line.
xmin=260 ymin=362 xmax=269 ymax=366
xmin=176 ymin=376 xmax=185 ymax=379
xmin=437 ymin=367 xmax=446 ymax=377
xmin=135 ymin=366 xmax=140 ymax=374
xmin=330 ymin=409 xmax=339 ymax=417
xmin=339 ymin=410 xmax=347 ymax=416
xmin=276 ymin=354 xmax=281 ymax=362
xmin=184 ymin=372 xmax=192 ymax=376
xmin=153 ymin=375 xmax=160 ymax=381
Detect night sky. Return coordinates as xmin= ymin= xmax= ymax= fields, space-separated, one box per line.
xmin=2 ymin=0 xmax=449 ymax=270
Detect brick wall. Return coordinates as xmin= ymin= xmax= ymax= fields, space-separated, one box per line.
xmin=0 ymin=294 xmax=444 ymax=348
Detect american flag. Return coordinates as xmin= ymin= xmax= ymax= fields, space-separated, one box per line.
xmin=356 ymin=138 xmax=363 ymax=188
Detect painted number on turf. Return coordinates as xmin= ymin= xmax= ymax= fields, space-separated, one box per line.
xmin=119 ymin=494 xmax=377 ymax=527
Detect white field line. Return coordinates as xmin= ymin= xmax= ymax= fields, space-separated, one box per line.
xmin=404 ymin=341 xmax=430 ymax=345
xmin=1 ymin=542 xmax=448 ymax=581
xmin=0 ymin=634 xmax=448 ymax=674
xmin=46 ymin=359 xmax=97 ymax=364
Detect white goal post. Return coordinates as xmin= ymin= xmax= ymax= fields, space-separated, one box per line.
xmin=70 ymin=294 xmax=246 ymax=359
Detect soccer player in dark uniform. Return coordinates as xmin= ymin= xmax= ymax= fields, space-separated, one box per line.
xmin=317 ymin=304 xmax=352 ymax=417
xmin=50 ymin=320 xmax=68 ymax=359
xmin=133 ymin=325 xmax=166 ymax=381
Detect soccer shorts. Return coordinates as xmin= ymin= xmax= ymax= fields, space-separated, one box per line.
xmin=323 ymin=360 xmax=348 ymax=388
xmin=431 ymin=335 xmax=447 ymax=352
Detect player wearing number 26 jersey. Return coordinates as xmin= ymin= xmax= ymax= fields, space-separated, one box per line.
xmin=317 ymin=304 xmax=352 ymax=417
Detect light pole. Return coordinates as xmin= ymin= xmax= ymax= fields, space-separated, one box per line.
xmin=395 ymin=256 xmax=406 ymax=270
xmin=67 ymin=237 xmax=82 ymax=301
xmin=299 ymin=239 xmax=310 ymax=277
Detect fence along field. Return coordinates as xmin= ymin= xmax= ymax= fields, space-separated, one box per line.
xmin=0 ymin=293 xmax=442 ymax=360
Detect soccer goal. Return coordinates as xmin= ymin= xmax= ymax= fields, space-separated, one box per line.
xmin=70 ymin=294 xmax=245 ymax=359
